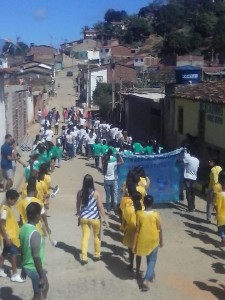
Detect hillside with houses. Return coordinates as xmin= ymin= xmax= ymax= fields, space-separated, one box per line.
xmin=1 ymin=0 xmax=225 ymax=168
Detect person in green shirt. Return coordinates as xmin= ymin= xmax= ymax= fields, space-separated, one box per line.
xmin=93 ymin=140 xmax=102 ymax=168
xmin=133 ymin=141 xmax=143 ymax=154
xmin=100 ymin=140 xmax=109 ymax=170
xmin=20 ymin=202 xmax=49 ymax=300
xmin=142 ymin=141 xmax=153 ymax=155
xmin=48 ymin=142 xmax=58 ymax=172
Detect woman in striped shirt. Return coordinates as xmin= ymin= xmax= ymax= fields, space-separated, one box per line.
xmin=76 ymin=174 xmax=109 ymax=264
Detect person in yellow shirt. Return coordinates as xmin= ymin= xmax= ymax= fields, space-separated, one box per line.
xmin=0 ymin=189 xmax=25 ymax=282
xmin=206 ymin=158 xmax=222 ymax=223
xmin=213 ymin=170 xmax=225 ymax=246
xmin=17 ymin=178 xmax=51 ymax=237
xmin=120 ymin=194 xmax=136 ymax=271
xmin=132 ymin=195 xmax=163 ymax=292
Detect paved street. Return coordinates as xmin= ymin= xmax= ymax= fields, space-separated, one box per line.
xmin=0 ymin=67 xmax=225 ymax=300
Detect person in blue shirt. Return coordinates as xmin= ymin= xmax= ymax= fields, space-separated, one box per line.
xmin=1 ymin=134 xmax=15 ymax=191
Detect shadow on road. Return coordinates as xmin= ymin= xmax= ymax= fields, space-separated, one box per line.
xmin=103 ymin=228 xmax=123 ymax=243
xmin=194 ymin=246 xmax=225 ymax=259
xmin=173 ymin=211 xmax=206 ymax=224
xmin=56 ymin=241 xmax=87 ymax=265
xmin=101 ymin=240 xmax=127 ymax=258
xmin=212 ymin=262 xmax=225 ymax=274
xmin=100 ymin=251 xmax=134 ymax=280
xmin=194 ymin=281 xmax=225 ymax=300
xmin=185 ymin=229 xmax=218 ymax=245
xmin=0 ymin=287 xmax=23 ymax=300
xmin=183 ymin=221 xmax=217 ymax=235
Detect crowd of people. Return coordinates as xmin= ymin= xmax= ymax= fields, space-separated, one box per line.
xmin=0 ymin=129 xmax=59 ymax=299
xmin=1 ymin=104 xmax=225 ymax=298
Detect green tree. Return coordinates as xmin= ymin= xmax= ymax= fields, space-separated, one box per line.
xmin=125 ymin=15 xmax=152 ymax=43
xmin=15 ymin=42 xmax=29 ymax=55
xmin=213 ymin=15 xmax=225 ymax=51
xmin=104 ymin=9 xmax=128 ymax=23
xmin=194 ymin=12 xmax=217 ymax=37
xmin=161 ymin=32 xmax=191 ymax=56
xmin=93 ymin=83 xmax=112 ymax=119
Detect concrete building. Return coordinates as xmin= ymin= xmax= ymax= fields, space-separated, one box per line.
xmin=4 ymin=85 xmax=31 ymax=145
xmin=71 ymin=39 xmax=98 ymax=60
xmin=84 ymin=29 xmax=97 ymax=39
xmin=99 ymin=45 xmax=136 ymax=65
xmin=121 ymin=91 xmax=165 ymax=142
xmin=87 ymin=49 xmax=100 ymax=62
xmin=26 ymin=45 xmax=56 ymax=65
xmin=173 ymin=79 xmax=225 ymax=162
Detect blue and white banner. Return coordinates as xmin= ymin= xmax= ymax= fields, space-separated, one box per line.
xmin=117 ymin=148 xmax=184 ymax=204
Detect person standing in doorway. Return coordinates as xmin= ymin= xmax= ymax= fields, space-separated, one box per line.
xmin=183 ymin=147 xmax=200 ymax=212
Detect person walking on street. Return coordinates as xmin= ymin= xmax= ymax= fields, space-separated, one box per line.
xmin=0 ymin=189 xmax=25 ymax=282
xmin=206 ymin=158 xmax=222 ymax=223
xmin=183 ymin=147 xmax=200 ymax=212
xmin=76 ymin=174 xmax=109 ymax=264
xmin=132 ymin=195 xmax=163 ymax=292
xmin=19 ymin=202 xmax=49 ymax=300
xmin=103 ymin=150 xmax=124 ymax=213
xmin=1 ymin=134 xmax=15 ymax=191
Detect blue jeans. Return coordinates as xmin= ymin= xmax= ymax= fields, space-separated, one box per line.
xmin=87 ymin=144 xmax=94 ymax=158
xmin=66 ymin=143 xmax=74 ymax=158
xmin=206 ymin=189 xmax=213 ymax=221
xmin=144 ymin=247 xmax=158 ymax=281
xmin=104 ymin=180 xmax=115 ymax=212
xmin=25 ymin=269 xmax=47 ymax=294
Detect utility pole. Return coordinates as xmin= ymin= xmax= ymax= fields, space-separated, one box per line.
xmin=86 ymin=63 xmax=90 ymax=108
xmin=111 ymin=59 xmax=115 ymax=113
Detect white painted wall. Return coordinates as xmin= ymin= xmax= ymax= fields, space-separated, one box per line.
xmin=90 ymin=69 xmax=107 ymax=100
xmin=87 ymin=50 xmax=100 ymax=61
xmin=27 ymin=94 xmax=34 ymax=124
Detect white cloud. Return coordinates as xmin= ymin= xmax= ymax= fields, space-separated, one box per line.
xmin=34 ymin=8 xmax=47 ymax=20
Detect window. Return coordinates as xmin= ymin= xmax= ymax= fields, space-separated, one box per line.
xmin=141 ymin=59 xmax=143 ymax=62
xmin=105 ymin=49 xmax=109 ymax=53
xmin=135 ymin=59 xmax=138 ymax=62
xmin=100 ymin=49 xmax=103 ymax=53
xmin=97 ymin=76 xmax=103 ymax=83
xmin=177 ymin=107 xmax=183 ymax=134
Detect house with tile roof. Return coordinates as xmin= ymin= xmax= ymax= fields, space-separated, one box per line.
xmin=173 ymin=78 xmax=225 ymax=163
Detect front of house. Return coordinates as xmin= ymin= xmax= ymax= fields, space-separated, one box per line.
xmin=174 ymin=79 xmax=225 ymax=163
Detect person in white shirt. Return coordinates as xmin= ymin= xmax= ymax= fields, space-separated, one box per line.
xmin=79 ymin=117 xmax=86 ymax=127
xmin=103 ymin=149 xmax=124 ymax=213
xmin=45 ymin=126 xmax=53 ymax=142
xmin=41 ymin=117 xmax=50 ymax=130
xmin=77 ymin=126 xmax=86 ymax=155
xmin=94 ymin=118 xmax=100 ymax=130
xmin=66 ymin=130 xmax=74 ymax=158
xmin=86 ymin=129 xmax=97 ymax=159
xmin=183 ymin=147 xmax=200 ymax=212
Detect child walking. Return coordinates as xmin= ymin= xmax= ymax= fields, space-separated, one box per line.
xmin=132 ymin=195 xmax=163 ymax=291
xmin=0 ymin=189 xmax=25 ymax=282
xmin=20 ymin=202 xmax=49 ymax=300
xmin=214 ymin=170 xmax=225 ymax=246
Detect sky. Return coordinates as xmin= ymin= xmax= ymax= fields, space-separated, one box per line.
xmin=0 ymin=0 xmax=152 ymax=48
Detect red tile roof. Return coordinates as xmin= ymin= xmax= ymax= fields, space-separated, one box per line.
xmin=174 ymin=79 xmax=225 ymax=104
